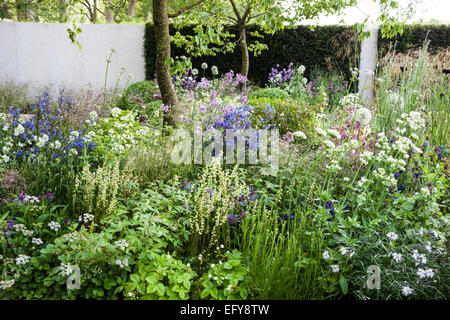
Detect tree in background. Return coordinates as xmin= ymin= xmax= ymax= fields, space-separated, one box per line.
xmin=0 ymin=0 xmax=412 ymax=127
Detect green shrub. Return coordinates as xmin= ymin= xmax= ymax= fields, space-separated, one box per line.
xmin=249 ymin=96 xmax=319 ymax=137
xmin=117 ymin=81 xmax=160 ymax=111
xmin=250 ymin=87 xmax=290 ymax=100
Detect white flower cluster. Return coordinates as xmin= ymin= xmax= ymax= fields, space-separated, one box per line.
xmin=340 ymin=247 xmax=355 ymax=257
xmin=31 ymin=238 xmax=44 ymax=246
xmin=36 ymin=134 xmax=50 ymax=148
xmin=354 ymin=108 xmax=372 ymax=126
xmin=386 ymin=232 xmax=398 ymax=242
xmin=391 ymin=252 xmax=403 ymax=263
xmin=330 ymin=265 xmax=340 ymax=273
xmin=339 ymin=93 xmax=360 ymax=107
xmin=402 ymin=285 xmax=413 ymax=296
xmin=64 ymin=232 xmax=87 ymax=243
xmin=48 ymin=221 xmax=61 ymax=232
xmin=417 ymin=268 xmax=434 ymax=279
xmin=0 ymin=279 xmax=15 ymax=290
xmin=78 ymin=213 xmax=95 ymax=223
xmin=323 ymin=250 xmax=330 ymax=260
xmin=58 ymin=263 xmax=76 ymax=277
xmin=115 ymin=258 xmax=129 ymax=269
xmin=15 ymin=254 xmax=31 ymax=265
xmin=115 ymin=240 xmax=130 ymax=251
xmin=411 ymin=250 xmax=427 ymax=266
xmin=14 ymin=224 xmax=34 ymax=237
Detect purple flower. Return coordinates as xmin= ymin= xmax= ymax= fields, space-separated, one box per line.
xmin=284 ymin=132 xmax=294 ymax=143
xmin=134 ymin=97 xmax=143 ymax=104
xmin=161 ymin=104 xmax=169 ymax=112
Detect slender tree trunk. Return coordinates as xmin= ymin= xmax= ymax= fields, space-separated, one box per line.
xmin=92 ymin=0 xmax=97 ymax=23
xmin=128 ymin=0 xmax=137 ymax=17
xmin=238 ymin=23 xmax=249 ymax=77
xmin=105 ymin=0 xmax=114 ymax=22
xmin=153 ymin=0 xmax=178 ymax=127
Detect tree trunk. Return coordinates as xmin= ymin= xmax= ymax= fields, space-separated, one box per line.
xmin=105 ymin=0 xmax=114 ymax=22
xmin=153 ymin=0 xmax=178 ymax=127
xmin=92 ymin=0 xmax=97 ymax=23
xmin=128 ymin=0 xmax=137 ymax=17
xmin=238 ymin=23 xmax=249 ymax=89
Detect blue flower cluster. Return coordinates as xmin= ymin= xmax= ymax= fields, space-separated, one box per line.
xmin=9 ymin=93 xmax=95 ymax=161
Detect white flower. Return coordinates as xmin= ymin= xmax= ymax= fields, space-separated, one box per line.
xmin=330 ymin=265 xmax=340 ymax=273
xmin=323 ymin=251 xmax=330 ymax=260
xmin=226 ymin=284 xmax=232 ymax=291
xmin=211 ymin=264 xmax=215 ymax=269
xmin=48 ymin=221 xmax=61 ymax=232
xmin=293 ymin=131 xmax=306 ymax=139
xmin=340 ymin=247 xmax=348 ymax=255
xmin=420 ymin=187 xmax=430 ymax=197
xmin=15 ymin=254 xmax=31 ymax=265
xmin=211 ymin=66 xmax=219 ymax=76
xmin=355 ymin=108 xmax=372 ymax=126
xmin=115 ymin=258 xmax=129 ymax=269
xmin=201 ymin=63 xmax=208 ymax=70
xmin=315 ymin=127 xmax=327 ymax=137
xmin=416 ymin=268 xmax=433 ymax=279
xmin=323 ymin=140 xmax=335 ymax=149
xmin=392 ymin=252 xmax=403 ymax=263
xmin=327 ymin=129 xmax=341 ymax=139
xmin=192 ymin=68 xmax=199 ymax=76
xmin=14 ymin=124 xmax=25 ymax=136
xmin=0 ymin=279 xmax=15 ymax=290
xmin=115 ymin=239 xmax=130 ymax=251
xmin=110 ymin=107 xmax=122 ymax=117
xmin=89 ymin=111 xmax=98 ymax=119
xmin=220 ymin=244 xmax=224 ymax=249
xmin=78 ymin=213 xmax=94 ymax=223
xmin=402 ymin=286 xmax=413 ymax=296
xmin=31 ymin=238 xmax=44 ymax=246
xmin=343 ymin=177 xmax=350 ymax=182
xmin=386 ymin=232 xmax=398 ymax=242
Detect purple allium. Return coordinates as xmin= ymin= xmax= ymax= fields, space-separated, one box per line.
xmin=284 ymin=132 xmax=294 ymax=143
xmin=134 ymin=97 xmax=143 ymax=104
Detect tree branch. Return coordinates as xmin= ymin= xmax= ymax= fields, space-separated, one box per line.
xmin=168 ymin=0 xmax=207 ymax=18
xmin=229 ymin=0 xmax=242 ymax=21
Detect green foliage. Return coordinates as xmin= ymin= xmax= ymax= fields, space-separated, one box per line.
xmin=125 ymin=253 xmax=196 ymax=300
xmin=195 ymin=250 xmax=253 ymax=300
xmin=249 ymin=96 xmax=319 ymax=136
xmin=117 ymin=81 xmax=160 ymax=111
xmin=250 ymin=87 xmax=290 ymax=100
xmin=144 ymin=23 xmax=449 ymax=85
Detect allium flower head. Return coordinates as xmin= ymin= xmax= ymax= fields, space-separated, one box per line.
xmin=355 ymin=108 xmax=372 ymax=126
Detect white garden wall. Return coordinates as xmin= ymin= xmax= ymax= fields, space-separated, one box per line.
xmin=0 ymin=22 xmax=146 ymax=97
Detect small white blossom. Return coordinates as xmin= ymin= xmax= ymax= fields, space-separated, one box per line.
xmin=402 ymin=286 xmax=413 ymax=296
xmin=48 ymin=221 xmax=61 ymax=232
xmin=330 ymin=265 xmax=340 ymax=273
xmin=386 ymin=232 xmax=398 ymax=242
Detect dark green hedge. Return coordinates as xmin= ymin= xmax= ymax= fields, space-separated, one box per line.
xmin=144 ymin=24 xmax=449 ymax=86
xmin=378 ymin=24 xmax=450 ymax=55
